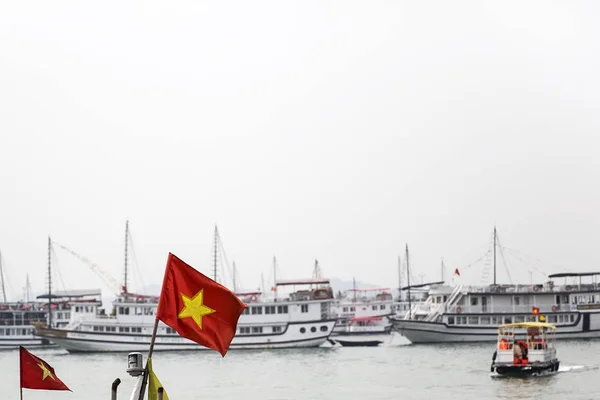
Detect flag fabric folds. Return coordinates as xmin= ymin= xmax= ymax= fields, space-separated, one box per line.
xmin=19 ymin=346 xmax=71 ymax=391
xmin=532 ymin=306 xmax=540 ymax=315
xmin=147 ymin=358 xmax=169 ymax=400
xmin=156 ymin=253 xmax=247 ymax=356
xmin=454 ymin=268 xmax=460 ymax=276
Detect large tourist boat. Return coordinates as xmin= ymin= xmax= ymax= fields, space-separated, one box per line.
xmin=33 ymin=224 xmax=337 ymax=352
xmin=33 ymin=278 xmax=337 ymax=352
xmin=390 ymin=229 xmax=600 ymax=343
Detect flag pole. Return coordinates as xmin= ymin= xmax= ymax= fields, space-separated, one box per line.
xmin=137 ymin=318 xmax=160 ymax=400
xmin=19 ymin=346 xmax=23 ymax=400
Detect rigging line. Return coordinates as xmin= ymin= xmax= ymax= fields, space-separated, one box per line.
xmin=127 ymin=229 xmax=146 ymax=293
xmin=459 ymin=249 xmax=491 ymax=271
xmin=0 ymin=253 xmax=15 ymax=301
xmin=501 ymin=246 xmax=565 ymax=274
xmin=496 ymin=235 xmax=514 ymax=285
xmin=501 ymin=248 xmax=549 ymax=276
xmin=51 ymin=246 xmax=69 ymax=294
xmin=217 ymin=234 xmax=235 ymax=289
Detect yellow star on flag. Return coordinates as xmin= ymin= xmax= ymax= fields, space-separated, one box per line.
xmin=178 ymin=289 xmax=215 ymax=329
xmin=38 ymin=362 xmax=56 ymax=381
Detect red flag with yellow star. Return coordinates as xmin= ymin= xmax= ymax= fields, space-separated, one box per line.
xmin=19 ymin=346 xmax=71 ymax=391
xmin=156 ymin=253 xmax=247 ymax=356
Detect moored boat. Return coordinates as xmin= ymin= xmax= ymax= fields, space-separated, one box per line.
xmin=491 ymin=322 xmax=559 ymax=377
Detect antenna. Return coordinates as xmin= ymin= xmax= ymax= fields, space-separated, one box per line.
xmin=123 ymin=220 xmax=129 ymax=293
xmin=25 ymin=274 xmax=31 ymax=302
xmin=0 ymin=250 xmax=6 ymax=303
xmin=397 ymin=255 xmax=402 ymax=301
xmin=353 ymin=276 xmax=357 ymax=302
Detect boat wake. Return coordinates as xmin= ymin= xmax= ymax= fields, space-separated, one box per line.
xmin=491 ymin=364 xmax=587 ymax=379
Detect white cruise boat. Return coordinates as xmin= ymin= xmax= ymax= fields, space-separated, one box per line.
xmin=33 ymin=278 xmax=337 ymax=352
xmin=331 ymin=287 xmax=395 ymax=336
xmin=390 ymin=228 xmax=600 ymax=343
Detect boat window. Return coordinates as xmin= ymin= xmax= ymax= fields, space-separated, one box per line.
xmin=470 ymin=297 xmax=478 ymax=306
xmin=556 ymin=295 xmax=561 ymax=304
xmin=514 ymin=316 xmax=525 ymax=323
xmin=504 ymin=316 xmax=512 ymax=324
xmin=558 ymin=315 xmax=564 ymax=323
xmin=320 ymin=325 xmax=328 ymax=332
xmin=343 ymin=307 xmax=348 ymax=312
xmin=300 ymin=327 xmax=306 ymax=333
xmin=272 ymin=326 xmax=282 ymax=333
xmin=239 ymin=327 xmax=250 ymax=334
xmin=301 ymin=304 xmax=309 ymax=313
xmin=380 ymin=305 xmax=386 ymax=310
xmin=251 ymin=306 xmax=263 ymax=315
xmin=447 ymin=316 xmax=455 ymax=325
xmin=480 ymin=316 xmax=491 ymax=325
xmin=468 ymin=317 xmax=479 ymax=325
xmin=372 ymin=305 xmax=377 ymax=311
xmin=570 ymin=314 xmax=575 ymax=322
xmin=0 ymin=329 xmax=4 ymax=335
xmin=311 ymin=327 xmax=316 ymax=333
xmin=350 ymin=307 xmax=356 ymax=312
xmin=242 ymin=308 xmax=249 ymax=315
xmin=277 ymin=305 xmax=288 ymax=314
xmin=265 ymin=306 xmax=276 ymax=314
xmin=251 ymin=327 xmax=263 ymax=334
xmin=491 ymin=316 xmax=499 ymax=325
xmin=548 ymin=315 xmax=557 ymax=323
xmin=512 ymin=296 xmax=520 ymax=305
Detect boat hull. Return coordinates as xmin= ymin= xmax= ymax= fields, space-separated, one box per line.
xmin=34 ymin=320 xmax=337 ymax=353
xmin=333 ymin=339 xmax=383 ymax=347
xmin=0 ymin=337 xmax=57 ymax=351
xmin=391 ymin=317 xmax=600 ymax=343
xmin=493 ymin=361 xmax=560 ymax=377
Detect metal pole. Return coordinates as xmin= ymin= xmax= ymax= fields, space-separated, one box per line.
xmin=111 ymin=378 xmax=121 ymax=400
xmin=136 ymin=318 xmax=160 ymax=400
xmin=157 ymin=387 xmax=164 ymax=400
xmin=48 ymin=236 xmax=52 ymax=328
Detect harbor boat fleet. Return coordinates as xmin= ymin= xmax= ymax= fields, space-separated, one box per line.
xmin=3 ymin=224 xmax=600 ymax=355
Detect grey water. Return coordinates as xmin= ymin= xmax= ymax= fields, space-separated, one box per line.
xmin=2 ymin=334 xmax=598 ymax=400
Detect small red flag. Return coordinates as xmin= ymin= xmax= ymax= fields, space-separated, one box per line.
xmin=20 ymin=346 xmax=71 ymax=391
xmin=156 ymin=253 xmax=247 ymax=356
xmin=532 ymin=306 xmax=540 ymax=315
xmin=454 ymin=268 xmax=460 ymax=276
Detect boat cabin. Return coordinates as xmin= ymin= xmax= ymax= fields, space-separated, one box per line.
xmin=495 ymin=322 xmax=557 ymax=365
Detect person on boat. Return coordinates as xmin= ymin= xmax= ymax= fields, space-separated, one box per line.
xmin=499 ymin=338 xmax=509 ymax=350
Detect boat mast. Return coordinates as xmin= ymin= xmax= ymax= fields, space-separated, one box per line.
xmin=493 ymin=226 xmax=497 ymax=286
xmin=25 ymin=274 xmax=31 ymax=302
xmin=232 ymin=261 xmax=237 ymax=293
xmin=47 ymin=236 xmax=52 ymax=328
xmin=441 ymin=258 xmax=444 ymax=281
xmin=397 ymin=255 xmax=402 ymax=301
xmin=0 ymin=250 xmax=6 ymax=303
xmin=406 ymin=243 xmax=411 ymax=318
xmin=123 ymin=220 xmax=129 ymax=293
xmin=353 ymin=276 xmax=357 ymax=302
xmin=273 ymin=256 xmax=277 ymax=300
xmin=213 ymin=226 xmax=219 ymax=282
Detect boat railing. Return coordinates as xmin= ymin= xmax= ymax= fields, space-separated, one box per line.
xmin=424 ymin=284 xmax=464 ymax=322
xmin=66 ymin=315 xmax=85 ymax=330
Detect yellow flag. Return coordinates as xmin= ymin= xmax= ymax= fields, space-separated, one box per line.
xmin=148 ymin=358 xmax=169 ymax=400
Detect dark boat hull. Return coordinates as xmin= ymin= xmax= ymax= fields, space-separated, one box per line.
xmin=493 ymin=361 xmax=560 ymax=377
xmin=333 ymin=339 xmax=383 ymax=347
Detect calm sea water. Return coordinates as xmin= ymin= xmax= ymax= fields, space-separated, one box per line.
xmin=2 ymin=334 xmax=599 ymax=400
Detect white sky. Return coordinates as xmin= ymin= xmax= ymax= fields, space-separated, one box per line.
xmin=1 ymin=1 xmax=599 ymax=301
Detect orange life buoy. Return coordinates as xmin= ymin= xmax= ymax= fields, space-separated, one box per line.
xmin=250 ymin=295 xmax=258 ymax=302
xmin=552 ymin=305 xmax=558 ymax=312
xmin=456 ymin=306 xmax=462 ymax=313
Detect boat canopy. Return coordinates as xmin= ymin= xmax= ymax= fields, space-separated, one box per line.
xmin=400 ymin=281 xmax=444 ymax=290
xmin=548 ymin=272 xmax=600 ymax=278
xmin=499 ymin=322 xmax=556 ymax=330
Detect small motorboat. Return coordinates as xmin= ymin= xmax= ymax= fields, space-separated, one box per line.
xmin=490 ymin=322 xmax=560 ymax=377
xmin=328 ymin=339 xmax=383 ymax=347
